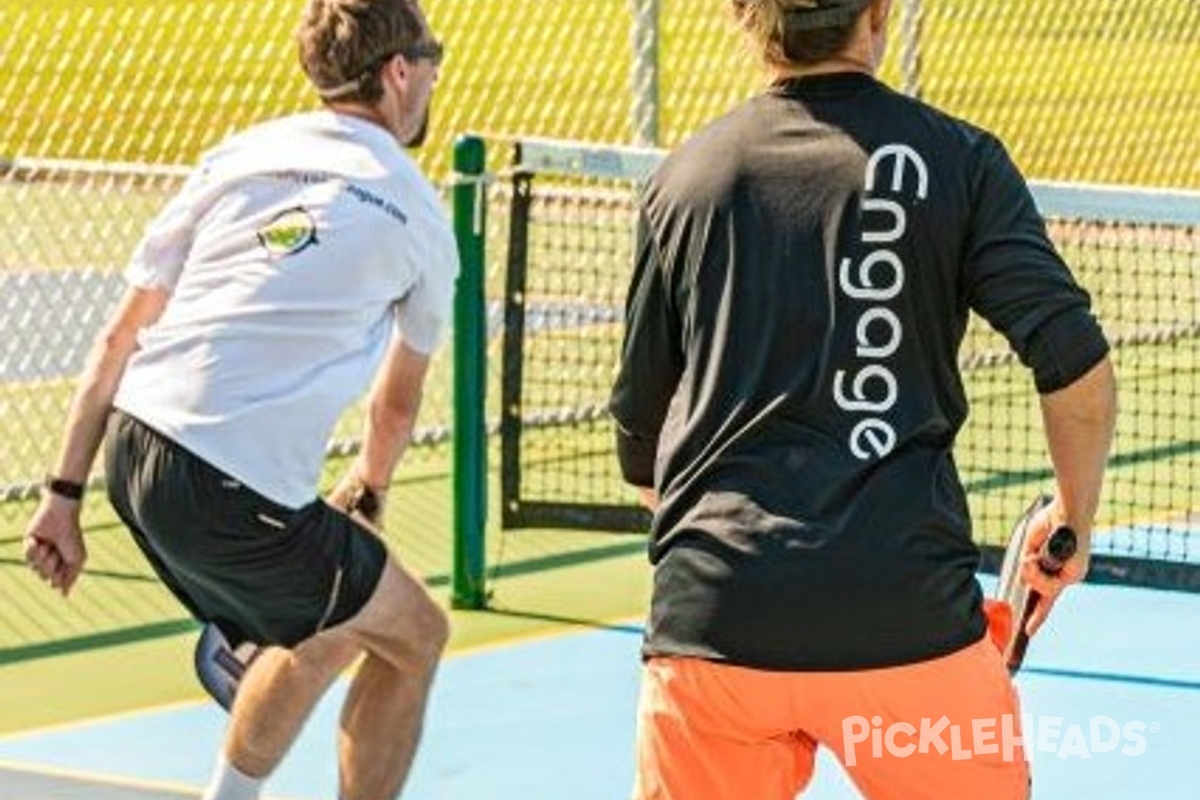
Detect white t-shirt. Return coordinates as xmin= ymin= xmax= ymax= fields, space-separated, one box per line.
xmin=114 ymin=111 xmax=458 ymax=508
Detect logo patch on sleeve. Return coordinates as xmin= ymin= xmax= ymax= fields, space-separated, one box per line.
xmin=257 ymin=207 xmax=318 ymax=257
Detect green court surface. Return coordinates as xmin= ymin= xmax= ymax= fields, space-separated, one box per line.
xmin=0 ymin=458 xmax=652 ymax=736
xmin=0 ymin=550 xmax=652 ymax=737
xmin=0 ymin=576 xmax=652 ymax=738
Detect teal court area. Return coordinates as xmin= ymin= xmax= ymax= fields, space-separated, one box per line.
xmin=1 ymin=575 xmax=1198 ymax=800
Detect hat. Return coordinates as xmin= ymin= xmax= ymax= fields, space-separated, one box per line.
xmin=786 ymin=0 xmax=874 ymax=30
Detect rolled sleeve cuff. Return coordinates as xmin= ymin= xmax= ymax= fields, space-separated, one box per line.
xmin=1027 ymin=310 xmax=1111 ymax=394
xmin=614 ymin=423 xmax=658 ymax=488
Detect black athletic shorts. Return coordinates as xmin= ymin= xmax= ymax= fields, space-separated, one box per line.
xmin=104 ymin=410 xmax=388 ymax=649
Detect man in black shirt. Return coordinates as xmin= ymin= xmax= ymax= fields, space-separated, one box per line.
xmin=610 ymin=0 xmax=1117 ymax=798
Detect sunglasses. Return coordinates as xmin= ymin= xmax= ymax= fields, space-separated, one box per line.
xmin=317 ymin=36 xmax=444 ymax=100
xmin=399 ymin=38 xmax=445 ymax=67
xmin=367 ymin=38 xmax=444 ymax=74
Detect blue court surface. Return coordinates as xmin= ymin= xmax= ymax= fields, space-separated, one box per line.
xmin=1 ymin=575 xmax=1197 ymax=799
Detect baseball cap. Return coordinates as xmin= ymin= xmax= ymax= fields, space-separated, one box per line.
xmin=786 ymin=0 xmax=874 ymax=30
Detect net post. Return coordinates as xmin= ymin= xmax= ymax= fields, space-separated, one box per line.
xmin=499 ymin=161 xmax=533 ymax=530
xmin=451 ymin=134 xmax=488 ymax=610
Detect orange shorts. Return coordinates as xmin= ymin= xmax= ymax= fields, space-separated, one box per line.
xmin=634 ymin=618 xmax=1028 ymax=800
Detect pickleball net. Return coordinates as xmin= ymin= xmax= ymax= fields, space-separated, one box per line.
xmin=474 ymin=137 xmax=1199 ymax=594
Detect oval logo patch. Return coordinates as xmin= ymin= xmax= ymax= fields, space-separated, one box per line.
xmin=258 ymin=207 xmax=318 ymax=257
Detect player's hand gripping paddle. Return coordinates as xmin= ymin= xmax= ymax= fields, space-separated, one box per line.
xmin=996 ymin=494 xmax=1077 ymax=674
xmin=194 ymin=622 xmax=263 ymax=712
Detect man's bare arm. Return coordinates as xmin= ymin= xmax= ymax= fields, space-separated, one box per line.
xmin=1041 ymin=356 xmax=1118 ymax=539
xmin=1023 ymin=355 xmax=1118 ymax=634
xmin=24 ymin=286 xmax=169 ymax=594
xmin=327 ymin=337 xmax=432 ymax=524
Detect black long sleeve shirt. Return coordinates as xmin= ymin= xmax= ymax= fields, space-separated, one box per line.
xmin=609 ymin=72 xmax=1109 ymax=670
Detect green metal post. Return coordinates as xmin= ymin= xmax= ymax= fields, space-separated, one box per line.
xmin=451 ymin=134 xmax=488 ymax=609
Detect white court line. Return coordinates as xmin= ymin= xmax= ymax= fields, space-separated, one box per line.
xmin=0 ymin=757 xmax=305 ymax=800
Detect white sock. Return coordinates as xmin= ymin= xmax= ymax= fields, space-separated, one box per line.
xmin=201 ymin=753 xmax=264 ymax=800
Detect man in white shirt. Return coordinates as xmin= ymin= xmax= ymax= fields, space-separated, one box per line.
xmin=22 ymin=1 xmax=456 ymax=798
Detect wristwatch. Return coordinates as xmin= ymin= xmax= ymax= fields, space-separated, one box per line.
xmin=351 ymin=480 xmax=384 ymax=520
xmin=44 ymin=475 xmax=85 ymax=501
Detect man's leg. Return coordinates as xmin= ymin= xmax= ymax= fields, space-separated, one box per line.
xmin=212 ymin=556 xmax=447 ymax=800
xmin=105 ymin=413 xmax=445 ymax=799
xmin=217 ymin=636 xmax=361 ymax=777
xmin=333 ymin=559 xmax=448 ymax=800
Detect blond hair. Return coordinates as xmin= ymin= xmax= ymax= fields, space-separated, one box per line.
xmin=731 ymin=0 xmax=864 ymax=68
xmin=296 ymin=0 xmax=427 ymax=104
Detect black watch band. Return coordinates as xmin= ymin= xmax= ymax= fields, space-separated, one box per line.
xmin=355 ymin=484 xmax=382 ymax=519
xmin=44 ymin=475 xmax=85 ymax=501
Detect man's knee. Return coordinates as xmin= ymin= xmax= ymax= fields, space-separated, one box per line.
xmin=400 ymin=587 xmax=450 ymax=663
xmin=352 ymin=562 xmax=449 ymax=672
xmin=291 ymin=632 xmax=363 ymax=674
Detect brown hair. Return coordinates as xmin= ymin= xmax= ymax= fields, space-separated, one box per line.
xmin=297 ymin=0 xmax=428 ymax=104
xmin=731 ymin=0 xmax=864 ymax=68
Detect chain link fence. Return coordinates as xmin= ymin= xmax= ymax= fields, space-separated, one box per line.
xmin=1 ymin=0 xmax=1197 ymax=656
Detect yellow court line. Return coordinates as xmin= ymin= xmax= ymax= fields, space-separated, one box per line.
xmin=0 ymin=612 xmax=644 ymax=742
